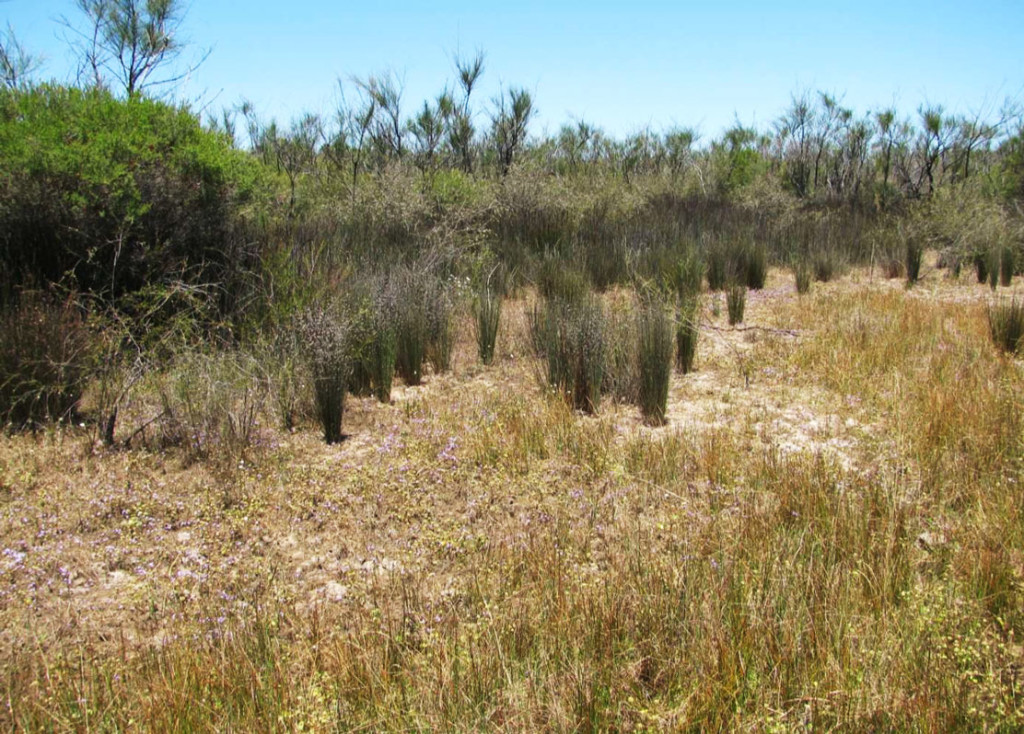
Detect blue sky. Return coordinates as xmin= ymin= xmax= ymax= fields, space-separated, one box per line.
xmin=4 ymin=0 xmax=1023 ymax=140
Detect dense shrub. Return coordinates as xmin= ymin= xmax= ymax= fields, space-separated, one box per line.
xmin=813 ymin=249 xmax=840 ymax=282
xmin=347 ymin=275 xmax=398 ymax=402
xmin=973 ymin=250 xmax=993 ymax=284
xmin=739 ymin=241 xmax=768 ymax=290
xmin=0 ymin=85 xmax=264 ymax=301
xmin=0 ymin=292 xmax=90 ymax=429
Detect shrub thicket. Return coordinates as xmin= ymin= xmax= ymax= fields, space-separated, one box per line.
xmin=0 ymin=85 xmax=264 ymax=302
xmin=0 ymin=292 xmax=90 ymax=429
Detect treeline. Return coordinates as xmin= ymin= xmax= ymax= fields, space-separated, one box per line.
xmin=226 ymin=65 xmax=1024 ymax=209
xmin=2 ymin=11 xmax=1023 ymax=437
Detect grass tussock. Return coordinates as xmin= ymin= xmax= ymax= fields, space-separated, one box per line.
xmin=726 ymin=283 xmax=746 ymax=325
xmin=989 ymin=297 xmax=1024 ymax=354
xmin=301 ymin=305 xmax=350 ymax=444
xmin=475 ymin=278 xmax=503 ymax=366
xmin=676 ymin=296 xmax=700 ymax=373
xmin=636 ymin=296 xmax=673 ymax=425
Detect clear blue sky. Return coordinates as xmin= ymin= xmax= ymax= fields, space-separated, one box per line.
xmin=4 ymin=0 xmax=1023 ymax=140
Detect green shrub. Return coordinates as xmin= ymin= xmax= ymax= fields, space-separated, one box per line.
xmin=727 ymin=284 xmax=747 ymax=325
xmin=989 ymin=298 xmax=1024 ymax=354
xmin=602 ymin=304 xmax=639 ymax=403
xmin=425 ymin=276 xmax=457 ymax=375
xmin=300 ymin=307 xmax=350 ymax=444
xmin=345 ymin=275 xmax=398 ymax=403
xmin=0 ymin=85 xmax=264 ymax=300
xmin=676 ymin=297 xmax=700 ymax=373
xmin=0 ymin=292 xmax=90 ymax=430
xmin=672 ymin=249 xmax=705 ymax=300
xmin=636 ymin=297 xmax=673 ymax=425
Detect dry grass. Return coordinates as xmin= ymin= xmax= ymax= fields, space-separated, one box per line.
xmin=2 ymin=255 xmax=1023 ymax=730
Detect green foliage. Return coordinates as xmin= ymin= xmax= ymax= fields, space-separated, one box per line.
xmin=0 ymin=292 xmax=90 ymax=429
xmin=727 ymin=284 xmax=746 ymax=325
xmin=425 ymin=277 xmax=457 ymax=375
xmin=392 ymin=269 xmax=428 ymax=386
xmin=602 ymin=303 xmax=639 ymax=403
xmin=669 ymin=248 xmax=705 ymax=300
xmin=637 ymin=297 xmax=673 ymax=425
xmin=0 ymin=85 xmax=264 ymax=300
xmin=989 ymin=298 xmax=1023 ymax=354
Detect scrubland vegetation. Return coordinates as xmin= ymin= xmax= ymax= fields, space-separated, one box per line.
xmin=2 ymin=4 xmax=1024 ymax=729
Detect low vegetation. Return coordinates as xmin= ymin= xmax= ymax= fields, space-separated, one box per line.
xmin=2 ymin=5 xmax=1024 ymax=727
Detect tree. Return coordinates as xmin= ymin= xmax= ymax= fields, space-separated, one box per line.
xmin=1 ymin=23 xmax=40 ymax=89
xmin=776 ymin=93 xmax=814 ymax=196
xmin=69 ymin=0 xmax=203 ymax=97
xmin=446 ymin=52 xmax=484 ymax=173
xmin=491 ymin=87 xmax=534 ymax=176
